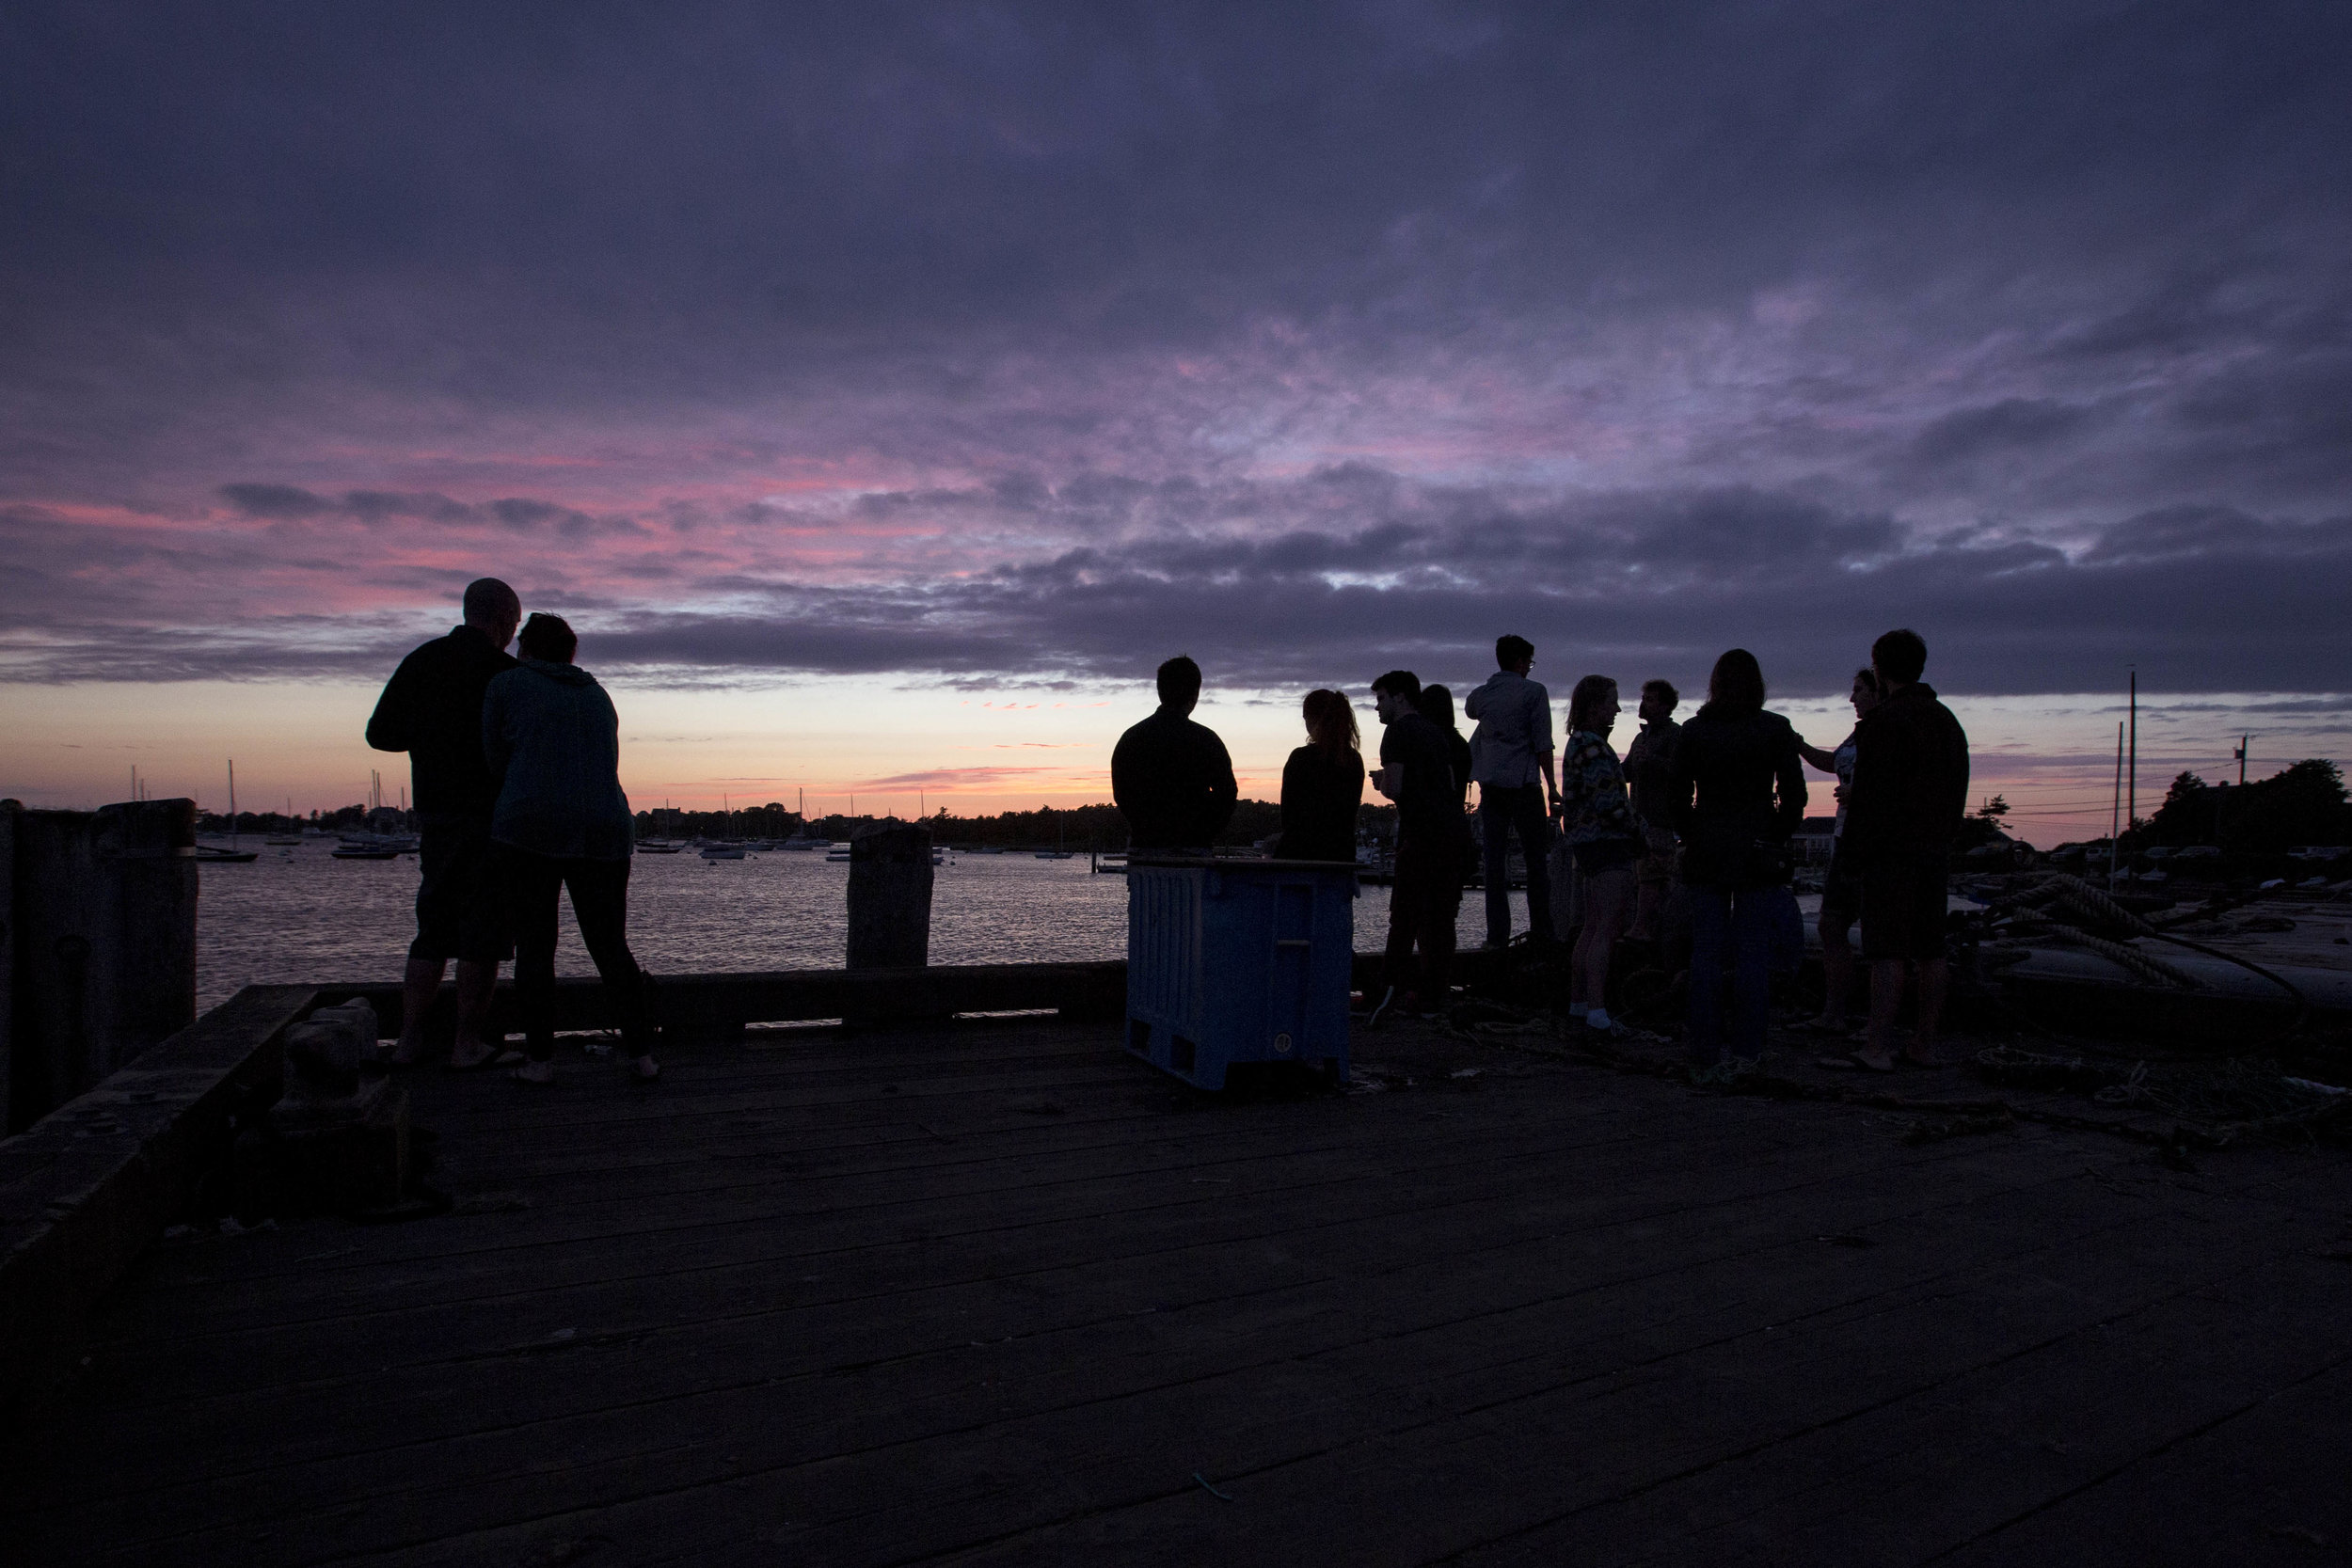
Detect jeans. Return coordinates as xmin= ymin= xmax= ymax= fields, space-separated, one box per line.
xmin=498 ymin=846 xmax=653 ymax=1061
xmin=1687 ymin=885 xmax=1772 ymax=1066
xmin=1385 ymin=841 xmax=1465 ymax=1002
xmin=1478 ymin=784 xmax=1555 ymax=944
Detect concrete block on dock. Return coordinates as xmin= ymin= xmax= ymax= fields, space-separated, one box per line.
xmin=266 ymin=998 xmax=409 ymax=1213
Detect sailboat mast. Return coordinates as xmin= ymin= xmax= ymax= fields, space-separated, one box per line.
xmin=229 ymin=759 xmax=237 ymax=847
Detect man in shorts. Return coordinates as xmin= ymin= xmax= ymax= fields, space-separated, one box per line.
xmin=1840 ymin=628 xmax=1970 ymax=1070
xmin=367 ymin=578 xmax=522 ymax=1067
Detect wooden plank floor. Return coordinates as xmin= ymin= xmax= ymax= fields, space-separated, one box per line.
xmin=3 ymin=1015 xmax=2348 ymax=1567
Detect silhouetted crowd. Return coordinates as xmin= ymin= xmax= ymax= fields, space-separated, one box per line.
xmin=1111 ymin=633 xmax=1970 ymax=1072
xmin=369 ymin=579 xmax=1969 ymax=1081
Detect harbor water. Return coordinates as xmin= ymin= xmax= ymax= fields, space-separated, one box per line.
xmin=195 ymin=841 xmax=1451 ymax=1009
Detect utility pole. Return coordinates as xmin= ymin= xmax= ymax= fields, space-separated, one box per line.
xmin=2235 ymin=733 xmax=2248 ymax=786
xmin=2108 ymin=721 xmax=2123 ymax=891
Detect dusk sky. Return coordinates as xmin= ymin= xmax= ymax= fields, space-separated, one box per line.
xmin=5 ymin=3 xmax=2348 ymax=840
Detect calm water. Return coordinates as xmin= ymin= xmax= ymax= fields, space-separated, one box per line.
xmin=195 ymin=842 xmax=1444 ymax=1007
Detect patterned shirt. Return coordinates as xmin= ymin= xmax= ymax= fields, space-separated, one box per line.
xmin=1558 ymin=729 xmax=1638 ymax=847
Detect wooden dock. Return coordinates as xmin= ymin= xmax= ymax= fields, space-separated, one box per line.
xmin=3 ymin=1012 xmax=2348 ymax=1565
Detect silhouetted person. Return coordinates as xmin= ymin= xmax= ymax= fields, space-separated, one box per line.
xmin=1371 ymin=670 xmax=1469 ymax=1020
xmin=366 ymin=577 xmax=521 ymax=1069
xmin=1668 ymin=649 xmax=1806 ymax=1067
xmin=1465 ymin=635 xmax=1557 ymax=947
xmin=1416 ymin=683 xmax=1474 ymax=808
xmin=1794 ymin=667 xmax=1883 ymax=1034
xmin=1842 ymin=629 xmax=1969 ymax=1070
xmin=1558 ymin=675 xmax=1641 ymax=1032
xmin=1623 ymin=678 xmax=1682 ymax=944
xmin=1274 ymin=689 xmax=1365 ymax=863
xmin=1112 ymin=656 xmax=1239 ymax=850
xmin=484 ymin=613 xmax=657 ymax=1084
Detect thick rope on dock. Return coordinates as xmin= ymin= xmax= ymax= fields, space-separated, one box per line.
xmin=1988 ymin=872 xmax=2201 ymax=990
xmin=2032 ymin=925 xmax=2206 ymax=990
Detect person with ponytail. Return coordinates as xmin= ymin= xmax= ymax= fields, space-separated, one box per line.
xmin=1274 ymin=689 xmax=1366 ymax=863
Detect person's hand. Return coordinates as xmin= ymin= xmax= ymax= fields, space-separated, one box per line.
xmin=1369 ymin=767 xmax=1391 ymax=798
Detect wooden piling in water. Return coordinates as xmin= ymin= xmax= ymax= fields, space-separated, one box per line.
xmin=847 ymin=822 xmax=933 ymax=970
xmin=8 ymin=800 xmax=198 ymax=1132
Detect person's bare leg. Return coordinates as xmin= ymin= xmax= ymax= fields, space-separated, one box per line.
xmin=1577 ymin=870 xmax=1633 ymax=1022
xmin=1905 ymin=958 xmax=1948 ymax=1063
xmin=1629 ymin=873 xmax=1662 ymax=944
xmin=391 ymin=957 xmax=446 ymax=1065
xmin=1817 ymin=917 xmax=1854 ymax=1029
xmin=1859 ymin=958 xmax=1906 ymax=1069
xmin=446 ymin=958 xmax=501 ymax=1069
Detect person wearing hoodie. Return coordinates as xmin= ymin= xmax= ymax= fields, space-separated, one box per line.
xmin=483 ymin=612 xmax=658 ymax=1084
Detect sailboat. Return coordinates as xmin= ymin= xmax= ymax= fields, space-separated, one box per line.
xmin=1034 ymin=816 xmax=1073 ymax=860
xmin=782 ymin=789 xmax=827 ymax=848
xmin=265 ymin=793 xmax=303 ymax=846
xmin=197 ymin=759 xmax=259 ymax=863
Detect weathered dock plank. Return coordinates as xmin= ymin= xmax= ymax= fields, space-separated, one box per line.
xmin=1 ymin=1014 xmax=2344 ymax=1567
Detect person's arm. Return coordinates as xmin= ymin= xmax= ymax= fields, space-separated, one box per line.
xmin=479 ymin=677 xmax=512 ymax=782
xmin=1371 ymin=729 xmax=1398 ymax=800
xmin=1943 ymin=713 xmax=1973 ymax=842
xmin=1532 ymin=685 xmax=1557 ymax=805
xmin=1597 ymin=752 xmax=1638 ymax=838
xmin=1110 ymin=731 xmax=1136 ymax=818
xmin=1279 ymin=751 xmax=1306 ymax=838
xmin=364 ymin=653 xmax=416 ymax=753
xmin=1795 ymin=736 xmax=1840 ymax=773
xmin=1205 ymin=732 xmax=1238 ymax=839
xmin=1666 ymin=729 xmax=1697 ymax=840
xmin=1772 ymin=726 xmax=1809 ymax=840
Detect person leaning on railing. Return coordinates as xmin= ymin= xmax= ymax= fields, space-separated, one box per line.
xmin=482 ymin=611 xmax=659 ymax=1085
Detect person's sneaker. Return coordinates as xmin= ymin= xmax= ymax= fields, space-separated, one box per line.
xmin=510 ymin=1059 xmax=556 ymax=1085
